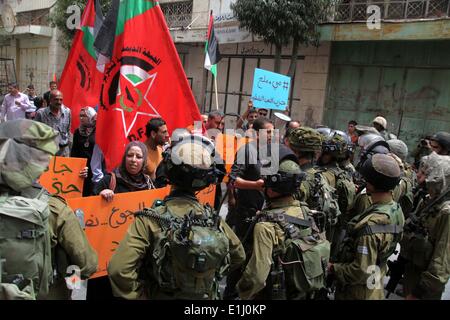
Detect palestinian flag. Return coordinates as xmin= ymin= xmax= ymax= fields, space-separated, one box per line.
xmin=58 ymin=0 xmax=104 ymax=132
xmin=94 ymin=0 xmax=202 ymax=172
xmin=204 ymin=11 xmax=221 ymax=77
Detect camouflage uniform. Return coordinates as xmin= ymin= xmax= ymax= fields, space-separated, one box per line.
xmin=330 ymin=153 xmax=404 ymax=300
xmin=0 ymin=120 xmax=97 ymax=300
xmin=237 ymin=160 xmax=329 ymax=300
xmin=108 ymin=191 xmax=245 ymax=299
xmin=402 ymin=153 xmax=450 ymax=299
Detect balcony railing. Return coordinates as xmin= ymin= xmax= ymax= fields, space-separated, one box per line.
xmin=0 ymin=9 xmax=50 ymax=29
xmin=160 ymin=1 xmax=193 ymax=28
xmin=332 ymin=0 xmax=450 ymax=22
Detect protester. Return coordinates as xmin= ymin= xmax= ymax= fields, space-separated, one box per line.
xmin=71 ymin=106 xmax=97 ymax=196
xmin=43 ymin=81 xmax=58 ymax=107
xmin=144 ymin=117 xmax=170 ymax=180
xmin=0 ymin=83 xmax=32 ymax=122
xmin=94 ymin=141 xmax=155 ymax=201
xmin=347 ymin=120 xmax=358 ymax=144
xmin=236 ymin=101 xmax=258 ymax=131
xmin=34 ymin=90 xmax=72 ymax=157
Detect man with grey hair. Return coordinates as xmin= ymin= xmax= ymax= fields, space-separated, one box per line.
xmin=34 ymin=90 xmax=72 ymax=157
xmin=205 ymin=110 xmax=224 ymax=130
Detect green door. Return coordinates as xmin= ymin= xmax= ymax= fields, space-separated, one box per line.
xmin=324 ymin=41 xmax=450 ymax=155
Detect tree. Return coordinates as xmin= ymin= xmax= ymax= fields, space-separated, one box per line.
xmin=49 ymin=0 xmax=112 ymax=50
xmin=231 ymin=0 xmax=335 ymax=77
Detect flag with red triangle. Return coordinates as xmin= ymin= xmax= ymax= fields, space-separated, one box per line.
xmin=94 ymin=0 xmax=202 ymax=172
xmin=58 ymin=0 xmax=104 ymax=132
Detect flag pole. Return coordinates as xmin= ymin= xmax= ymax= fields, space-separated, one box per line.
xmin=214 ymin=75 xmax=219 ymax=110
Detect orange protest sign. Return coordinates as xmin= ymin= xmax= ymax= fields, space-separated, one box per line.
xmin=39 ymin=156 xmax=87 ymax=199
xmin=67 ymin=185 xmax=216 ymax=278
xmin=214 ymin=134 xmax=250 ymax=183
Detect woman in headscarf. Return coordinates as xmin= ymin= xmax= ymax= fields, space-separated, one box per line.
xmin=88 ymin=141 xmax=154 ymax=301
xmin=94 ymin=141 xmax=154 ymax=201
xmin=71 ymin=106 xmax=97 ymax=196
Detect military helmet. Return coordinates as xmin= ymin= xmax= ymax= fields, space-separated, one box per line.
xmin=430 ymin=131 xmax=450 ymax=153
xmin=315 ymin=126 xmax=332 ymax=137
xmin=264 ymin=160 xmax=304 ymax=195
xmin=358 ymin=153 xmax=401 ymax=192
xmin=165 ymin=134 xmax=217 ymax=191
xmin=322 ymin=132 xmax=348 ymax=160
xmin=419 ymin=152 xmax=450 ymax=194
xmin=0 ymin=119 xmax=58 ymax=191
xmin=333 ymin=130 xmax=355 ymax=154
xmin=387 ymin=139 xmax=408 ymax=162
xmin=373 ymin=116 xmax=388 ymax=130
xmin=287 ymin=127 xmax=323 ymax=152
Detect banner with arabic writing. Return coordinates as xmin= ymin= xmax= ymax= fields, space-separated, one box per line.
xmin=39 ymin=156 xmax=87 ymax=199
xmin=67 ymin=185 xmax=216 ymax=278
xmin=251 ymin=68 xmax=291 ymax=110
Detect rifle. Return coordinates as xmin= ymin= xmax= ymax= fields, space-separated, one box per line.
xmin=384 ymin=187 xmax=450 ymax=298
xmin=385 ymin=255 xmax=407 ymax=298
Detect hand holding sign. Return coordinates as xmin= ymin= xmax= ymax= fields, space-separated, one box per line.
xmin=39 ymin=156 xmax=87 ymax=199
xmin=251 ymin=68 xmax=291 ymax=111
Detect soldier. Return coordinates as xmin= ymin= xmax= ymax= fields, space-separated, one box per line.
xmin=286 ymin=127 xmax=341 ymax=235
xmin=388 ymin=139 xmax=416 ymax=217
xmin=0 ymin=119 xmax=97 ymax=300
xmin=317 ymin=132 xmax=357 ymax=215
xmin=401 ymin=152 xmax=450 ymax=300
xmin=333 ymin=130 xmax=356 ymax=176
xmin=107 ymin=135 xmax=245 ymax=299
xmin=237 ymin=160 xmax=330 ymax=300
xmin=351 ymin=126 xmax=391 ymax=217
xmin=328 ymin=153 xmax=404 ymax=300
xmin=372 ymin=116 xmax=397 ymax=141
xmin=353 ymin=138 xmax=415 ymax=220
xmin=429 ymin=131 xmax=450 ymax=156
xmin=285 ymin=127 xmax=323 ymax=204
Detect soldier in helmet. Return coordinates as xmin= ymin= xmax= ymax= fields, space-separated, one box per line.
xmin=107 ymin=135 xmax=245 ymax=299
xmin=328 ymin=153 xmax=404 ymax=300
xmin=0 ymin=120 xmax=97 ymax=300
xmin=429 ymin=131 xmax=450 ymax=156
xmin=388 ymin=139 xmax=416 ymax=217
xmin=317 ymin=132 xmax=357 ymax=215
xmin=352 ymin=137 xmax=415 ymax=220
xmin=237 ymin=160 xmax=330 ymax=300
xmin=401 ymin=152 xmax=450 ymax=300
xmin=372 ymin=116 xmax=397 ymax=141
xmin=285 ymin=127 xmax=323 ymax=204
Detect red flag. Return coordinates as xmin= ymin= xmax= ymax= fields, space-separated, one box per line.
xmin=59 ymin=0 xmax=104 ymax=132
xmin=96 ymin=0 xmax=202 ymax=172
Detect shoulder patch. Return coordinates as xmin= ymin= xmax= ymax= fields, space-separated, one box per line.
xmin=357 ymin=245 xmax=369 ymax=255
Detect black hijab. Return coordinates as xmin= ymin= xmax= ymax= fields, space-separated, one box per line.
xmin=113 ymin=141 xmax=152 ymax=191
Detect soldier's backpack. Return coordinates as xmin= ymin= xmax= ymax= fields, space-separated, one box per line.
xmin=319 ymin=167 xmax=356 ymax=214
xmin=258 ymin=209 xmax=330 ymax=298
xmin=137 ymin=201 xmax=230 ymax=300
xmin=309 ymin=171 xmax=342 ymax=232
xmin=0 ymin=190 xmax=53 ymax=300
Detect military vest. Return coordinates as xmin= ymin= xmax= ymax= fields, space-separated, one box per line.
xmin=401 ymin=199 xmax=450 ymax=270
xmin=137 ymin=198 xmax=230 ymax=300
xmin=337 ymin=201 xmax=404 ymax=265
xmin=256 ymin=205 xmax=330 ymax=299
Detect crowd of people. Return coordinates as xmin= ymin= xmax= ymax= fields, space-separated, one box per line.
xmin=1 ymin=83 xmax=449 ymax=301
